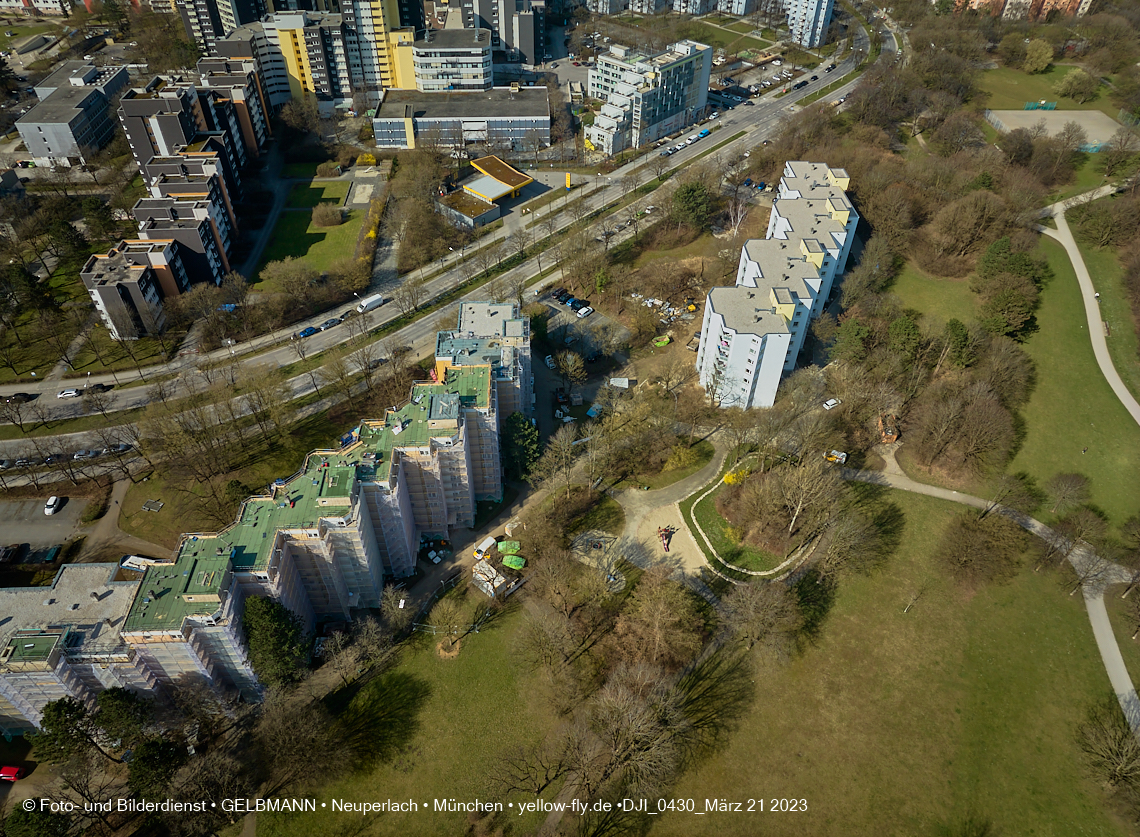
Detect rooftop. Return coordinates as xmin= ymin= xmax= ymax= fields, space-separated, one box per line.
xmin=18 ymin=84 xmax=107 ymax=127
xmin=376 ymin=87 xmax=550 ymax=120
xmin=81 ymin=248 xmax=151 ymax=286
xmin=708 ymin=285 xmax=791 ymax=336
xmin=440 ymin=189 xmax=498 ymax=218
xmin=457 ymin=300 xmax=525 ymax=337
xmin=470 ymin=156 xmax=531 ymax=191
xmin=0 ymin=563 xmax=139 ymax=652
xmin=414 ymin=27 xmax=491 ymax=49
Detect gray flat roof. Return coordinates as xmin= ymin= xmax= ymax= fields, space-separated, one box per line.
xmin=415 ymin=28 xmax=490 ymax=48
xmin=377 ymin=87 xmax=549 ymax=120
xmin=708 ymin=286 xmax=790 ymax=336
xmin=18 ymin=85 xmax=104 ymax=126
xmin=0 ymin=564 xmax=140 ymax=649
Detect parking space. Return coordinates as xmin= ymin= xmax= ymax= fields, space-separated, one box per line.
xmin=0 ymin=497 xmax=87 ymax=548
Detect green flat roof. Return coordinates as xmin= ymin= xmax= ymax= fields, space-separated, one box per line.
xmin=3 ymin=631 xmax=62 ymax=663
xmin=123 ymin=366 xmax=493 ymax=634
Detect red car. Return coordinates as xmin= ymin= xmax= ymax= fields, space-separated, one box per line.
xmin=1 ymin=766 xmax=26 ymax=781
xmin=572 ymin=61 xmax=580 ymax=66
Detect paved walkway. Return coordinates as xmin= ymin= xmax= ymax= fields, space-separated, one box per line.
xmin=1038 ymin=196 xmax=1140 ymax=427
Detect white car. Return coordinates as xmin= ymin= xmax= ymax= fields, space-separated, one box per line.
xmin=822 ymin=398 xmax=842 ymax=411
xmin=44 ymin=496 xmax=61 ymax=516
xmin=577 ymin=306 xmax=595 ymax=319
xmin=772 ymin=59 xmax=783 ymax=66
xmin=545 ymin=355 xmax=557 ymax=370
xmin=57 ymin=389 xmax=80 ymax=399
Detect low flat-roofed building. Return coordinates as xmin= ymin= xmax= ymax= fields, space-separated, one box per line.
xmin=17 ymin=63 xmax=130 ymax=167
xmin=373 ymin=87 xmax=549 ymax=150
xmin=0 ymin=564 xmax=153 ymax=735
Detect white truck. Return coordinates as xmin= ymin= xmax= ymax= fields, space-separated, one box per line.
xmin=356 ymin=293 xmax=386 ymax=314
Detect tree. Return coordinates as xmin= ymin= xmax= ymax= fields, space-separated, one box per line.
xmin=280 ymin=97 xmax=319 ymax=135
xmin=380 ymin=583 xmax=414 ymax=632
xmin=671 ymin=181 xmax=712 ymax=231
xmin=2 ymin=807 xmax=73 ymax=837
xmin=128 ymin=737 xmax=188 ymax=800
xmin=46 ymin=219 xmax=88 ymax=258
xmin=30 ymin=697 xmax=122 ymax=763
xmin=830 ymin=317 xmax=872 ymax=364
xmin=1078 ymin=696 xmax=1140 ymax=790
xmin=1101 ymin=127 xmax=1140 ymax=177
xmin=530 ymin=423 xmax=579 ymax=499
xmin=491 ymin=737 xmax=569 ymax=797
xmin=502 ymin=411 xmax=541 ymax=479
xmin=1022 ymin=39 xmax=1053 ymax=74
xmin=1053 ymin=67 xmax=1099 ymax=104
xmin=1046 ymin=472 xmax=1091 ymax=514
xmin=613 ymin=568 xmax=702 ymax=669
xmin=720 ymin=581 xmax=802 ymax=658
xmin=392 ymin=274 xmax=426 ymax=315
xmin=95 ymin=686 xmax=151 ymax=746
xmin=254 ymin=695 xmax=343 ymax=795
xmin=81 ymin=196 xmax=117 ymax=240
xmin=554 ymin=349 xmax=587 ymax=395
xmin=887 ymin=315 xmax=922 ymax=359
xmin=242 ymin=596 xmax=308 ymax=688
xmin=936 ymin=510 xmax=1026 ymax=585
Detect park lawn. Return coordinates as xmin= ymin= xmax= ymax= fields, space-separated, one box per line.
xmin=736 ymin=36 xmax=771 ymax=52
xmin=568 ymin=492 xmax=626 ymax=535
xmin=617 ymin=438 xmax=716 ymax=491
xmin=683 ymin=22 xmax=739 ymax=51
xmin=257 ymin=599 xmax=560 ymax=837
xmin=726 ymin=21 xmax=754 ymax=33
xmin=287 ymin=180 xmax=350 ymax=208
xmin=979 ymin=64 xmax=1120 ymax=120
xmin=65 ymin=328 xmax=175 ymax=378
xmin=1008 ymin=238 xmax=1140 ymax=527
xmin=1073 ymin=232 xmax=1140 ymax=405
xmin=890 ymin=260 xmax=975 ymax=328
xmin=692 ymin=481 xmax=782 ymax=573
xmin=1050 ymin=153 xmax=1110 ymax=202
xmin=283 ymin=162 xmax=322 ymax=179
xmin=252 ymin=209 xmax=365 ymax=288
xmin=655 ymin=490 xmax=1130 ymax=837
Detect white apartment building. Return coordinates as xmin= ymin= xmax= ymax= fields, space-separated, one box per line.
xmin=697 ymin=161 xmax=858 ymax=408
xmin=674 ymin=0 xmax=716 ymax=13
xmin=410 ymin=28 xmax=493 ymax=92
xmin=717 ymin=0 xmax=757 ymax=14
xmin=585 ymin=40 xmax=712 ymax=156
xmin=588 ymin=0 xmax=629 ymax=13
xmin=785 ymin=0 xmax=835 ymax=48
xmin=628 ymin=0 xmax=671 ymax=13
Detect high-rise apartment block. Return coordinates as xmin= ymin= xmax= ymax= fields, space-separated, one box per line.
xmin=958 ymin=0 xmax=1092 ymax=19
xmin=785 ymin=0 xmax=834 ymax=48
xmin=460 ymin=0 xmax=545 ymax=64
xmin=696 ymin=162 xmax=857 ymax=408
xmin=585 ymin=40 xmax=711 ymax=156
xmin=0 ymin=303 xmax=531 ymax=731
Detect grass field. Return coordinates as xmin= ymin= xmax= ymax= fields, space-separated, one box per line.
xmin=616 ymin=439 xmax=717 ymax=491
xmin=568 ymin=492 xmax=626 ymax=535
xmin=283 ymin=162 xmax=322 ymax=179
xmin=889 ymin=261 xmax=975 ymax=328
xmin=257 ymin=595 xmax=560 ymax=837
xmin=252 ymin=209 xmax=365 ymax=288
xmin=654 ymin=490 xmax=1130 ymax=837
xmin=1073 ymin=233 xmax=1140 ymax=405
xmin=286 ymin=181 xmax=350 ymax=208
xmin=725 ymin=21 xmax=754 ymax=33
xmin=979 ymin=65 xmax=1120 ymax=120
xmin=1009 ymin=238 xmax=1140 ymax=527
xmin=692 ymin=482 xmax=782 ymax=573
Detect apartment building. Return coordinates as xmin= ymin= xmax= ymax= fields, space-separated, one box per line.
xmin=696 ymin=161 xmax=857 ymax=408
xmin=588 ymin=0 xmax=629 ymax=13
xmin=196 ymin=57 xmax=272 ymax=156
xmin=0 ymin=564 xmax=154 ymax=737
xmin=958 ymin=0 xmax=1093 ymax=18
xmin=460 ymin=0 xmax=544 ymax=63
xmin=133 ymin=196 xmax=234 ymax=286
xmin=585 ymin=40 xmax=711 ymax=156
xmin=627 ymin=0 xmax=670 ymax=13
xmin=407 ymin=28 xmax=493 ymax=93
xmin=673 ymin=0 xmax=716 ymax=14
xmin=717 ymin=0 xmax=757 ymax=14
xmin=178 ymin=0 xmax=268 ymax=56
xmin=16 ymin=63 xmax=130 ymax=167
xmin=437 ymin=299 xmax=533 ymax=420
xmin=785 ymin=0 xmax=834 ymax=48
xmin=81 ymin=241 xmax=190 ymax=339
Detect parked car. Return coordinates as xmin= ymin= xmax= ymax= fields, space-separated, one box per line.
xmin=544 ymin=355 xmax=557 ymax=370
xmin=577 ymin=306 xmax=595 ymax=319
xmin=0 ymin=460 xmax=10 ymax=470
xmin=44 ymin=496 xmax=61 ymax=516
xmin=0 ymin=766 xmax=25 ymax=782
xmin=57 ymin=388 xmax=81 ymax=399
xmin=101 ymin=444 xmax=132 ymax=455
xmin=318 ymin=318 xmax=340 ymax=331
xmin=810 ymin=74 xmax=819 ymax=81
xmin=564 ymin=297 xmax=578 ymax=307
xmin=570 ymin=299 xmax=587 ymax=311
xmin=72 ymin=450 xmax=95 ymax=460
xmin=822 ymin=398 xmax=842 ymax=410
xmin=14 ymin=458 xmax=37 ymax=468
xmin=5 ymin=392 xmax=35 ymax=403
xmin=43 ymin=454 xmax=63 ymax=466
xmin=296 ymin=326 xmax=319 ymax=339
xmin=586 ymin=352 xmax=604 ymax=363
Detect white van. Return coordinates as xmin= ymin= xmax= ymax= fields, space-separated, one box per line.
xmin=356 ymin=293 xmax=386 ymax=314
xmin=473 ymin=536 xmax=497 ymax=560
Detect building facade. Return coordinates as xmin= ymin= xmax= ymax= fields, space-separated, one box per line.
xmin=15 ymin=63 xmax=130 ymax=167
xmin=585 ymin=40 xmax=711 ymax=156
xmin=373 ymin=87 xmax=550 ymax=150
xmin=460 ymin=0 xmax=544 ymax=63
xmin=785 ymin=0 xmax=834 ymax=48
xmin=408 ymin=28 xmax=493 ymax=93
xmin=697 ymin=161 xmax=858 ymax=408
xmin=81 ymin=241 xmax=189 ymax=339
xmin=673 ymin=0 xmax=715 ymax=13
xmin=627 ymin=0 xmax=670 ymax=13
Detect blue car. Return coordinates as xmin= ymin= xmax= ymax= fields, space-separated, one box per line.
xmin=564 ymin=297 xmax=577 ymax=307
xmin=297 ymin=326 xmax=319 ymax=339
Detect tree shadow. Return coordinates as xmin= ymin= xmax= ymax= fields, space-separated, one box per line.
xmin=791 ymin=568 xmax=837 ymax=649
xmin=325 ymin=670 xmax=430 ymax=770
xmin=674 ymin=647 xmax=756 ymax=763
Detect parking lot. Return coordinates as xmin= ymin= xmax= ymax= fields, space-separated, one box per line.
xmin=0 ymin=497 xmax=87 ymax=549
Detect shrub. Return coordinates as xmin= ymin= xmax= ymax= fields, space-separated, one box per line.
xmin=312 ymin=203 xmax=342 ymax=227
xmin=358 ymin=151 xmax=376 ymax=165
xmin=724 ymin=467 xmax=752 ymax=485
xmin=316 ymin=161 xmax=340 ymax=178
xmin=663 ymin=443 xmax=700 ymax=472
